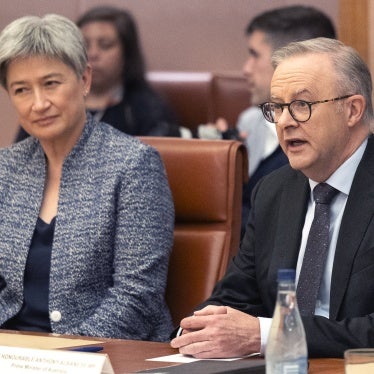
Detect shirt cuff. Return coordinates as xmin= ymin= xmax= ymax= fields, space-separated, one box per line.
xmin=258 ymin=317 xmax=272 ymax=356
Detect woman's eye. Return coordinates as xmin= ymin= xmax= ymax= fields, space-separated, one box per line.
xmin=99 ymin=40 xmax=118 ymax=50
xmin=14 ymin=87 xmax=27 ymax=95
xmin=45 ymin=80 xmax=59 ymax=87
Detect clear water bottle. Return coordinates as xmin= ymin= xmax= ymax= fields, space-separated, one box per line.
xmin=266 ymin=269 xmax=308 ymax=374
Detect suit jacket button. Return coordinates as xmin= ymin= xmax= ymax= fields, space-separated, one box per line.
xmin=50 ymin=310 xmax=62 ymax=322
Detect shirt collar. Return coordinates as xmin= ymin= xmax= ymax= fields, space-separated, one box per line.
xmin=309 ymin=137 xmax=368 ymax=199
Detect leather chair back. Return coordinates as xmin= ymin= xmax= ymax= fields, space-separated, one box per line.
xmin=139 ymin=136 xmax=248 ymax=326
xmin=147 ymin=71 xmax=250 ymax=134
xmin=211 ymin=73 xmax=251 ymax=127
xmin=147 ymin=72 xmax=213 ymax=134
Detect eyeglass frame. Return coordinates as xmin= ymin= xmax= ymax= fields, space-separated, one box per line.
xmin=258 ymin=94 xmax=355 ymax=124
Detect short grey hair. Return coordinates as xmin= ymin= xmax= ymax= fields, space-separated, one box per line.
xmin=272 ymin=37 xmax=373 ymax=123
xmin=0 ymin=14 xmax=87 ymax=88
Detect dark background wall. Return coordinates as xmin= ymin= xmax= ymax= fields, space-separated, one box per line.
xmin=0 ymin=0 xmax=338 ymax=146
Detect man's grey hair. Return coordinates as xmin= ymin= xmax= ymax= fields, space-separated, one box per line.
xmin=272 ymin=37 xmax=373 ymax=123
xmin=0 ymin=14 xmax=87 ymax=88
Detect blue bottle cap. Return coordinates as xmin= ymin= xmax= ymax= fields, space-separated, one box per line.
xmin=277 ymin=268 xmax=296 ymax=282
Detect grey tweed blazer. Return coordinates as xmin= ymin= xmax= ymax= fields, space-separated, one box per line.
xmin=0 ymin=115 xmax=174 ymax=341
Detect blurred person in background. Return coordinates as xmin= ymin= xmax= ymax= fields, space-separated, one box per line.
xmin=16 ymin=6 xmax=181 ymax=142
xmin=0 ymin=14 xmax=174 ymax=341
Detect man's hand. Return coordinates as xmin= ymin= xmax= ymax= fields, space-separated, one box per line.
xmin=170 ymin=305 xmax=261 ymax=358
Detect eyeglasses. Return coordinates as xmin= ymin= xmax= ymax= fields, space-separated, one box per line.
xmin=259 ymin=95 xmax=354 ymax=124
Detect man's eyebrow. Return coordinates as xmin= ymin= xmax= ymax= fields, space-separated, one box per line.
xmin=270 ymin=88 xmax=313 ymax=102
xmin=270 ymin=95 xmax=282 ymax=102
xmin=295 ymin=88 xmax=310 ymax=96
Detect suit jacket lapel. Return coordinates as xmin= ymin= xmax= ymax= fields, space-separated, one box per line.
xmin=269 ymin=171 xmax=309 ymax=279
xmin=330 ymin=136 xmax=374 ymax=318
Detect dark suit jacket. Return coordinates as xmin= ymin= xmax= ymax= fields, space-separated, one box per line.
xmin=241 ymin=145 xmax=289 ymax=238
xmin=201 ymin=135 xmax=374 ymax=358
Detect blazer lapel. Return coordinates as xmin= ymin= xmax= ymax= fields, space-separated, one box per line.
xmin=269 ymin=171 xmax=309 ymax=278
xmin=330 ymin=137 xmax=374 ymax=318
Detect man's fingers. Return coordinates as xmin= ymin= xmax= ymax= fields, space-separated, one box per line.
xmin=171 ymin=328 xmax=208 ymax=349
xmin=193 ymin=305 xmax=227 ymax=316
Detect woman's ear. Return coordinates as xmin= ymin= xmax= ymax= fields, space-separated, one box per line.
xmin=82 ymin=64 xmax=92 ymax=97
xmin=346 ymin=94 xmax=365 ymax=128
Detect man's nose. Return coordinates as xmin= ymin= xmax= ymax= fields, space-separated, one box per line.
xmin=242 ymin=57 xmax=253 ymax=77
xmin=276 ymin=107 xmax=299 ymax=128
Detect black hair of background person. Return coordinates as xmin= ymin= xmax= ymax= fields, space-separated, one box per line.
xmin=246 ymin=5 xmax=336 ymax=50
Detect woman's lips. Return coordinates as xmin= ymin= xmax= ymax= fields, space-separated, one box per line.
xmin=34 ymin=115 xmax=57 ymax=126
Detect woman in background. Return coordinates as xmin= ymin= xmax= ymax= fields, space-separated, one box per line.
xmin=16 ymin=6 xmax=180 ymax=141
xmin=0 ymin=14 xmax=174 ymax=341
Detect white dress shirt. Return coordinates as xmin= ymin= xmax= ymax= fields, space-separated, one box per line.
xmin=237 ymin=106 xmax=279 ymax=176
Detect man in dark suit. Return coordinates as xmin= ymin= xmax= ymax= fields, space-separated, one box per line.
xmin=171 ymin=38 xmax=374 ymax=358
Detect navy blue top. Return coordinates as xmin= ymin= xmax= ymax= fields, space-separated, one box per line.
xmin=2 ymin=217 xmax=55 ymax=332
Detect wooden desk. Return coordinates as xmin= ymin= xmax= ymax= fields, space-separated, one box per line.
xmin=99 ymin=339 xmax=345 ymax=373
xmin=308 ymin=358 xmax=344 ymax=374
xmin=0 ymin=330 xmax=345 ymax=373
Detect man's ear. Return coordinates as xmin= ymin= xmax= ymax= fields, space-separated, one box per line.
xmin=346 ymin=94 xmax=365 ymax=128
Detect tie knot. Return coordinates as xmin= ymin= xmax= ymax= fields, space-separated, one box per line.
xmin=313 ymin=183 xmax=339 ymax=204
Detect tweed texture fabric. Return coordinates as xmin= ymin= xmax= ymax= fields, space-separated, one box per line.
xmin=0 ymin=114 xmax=174 ymax=341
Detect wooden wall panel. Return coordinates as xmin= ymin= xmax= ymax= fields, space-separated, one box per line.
xmin=339 ymin=0 xmax=374 ymax=114
xmin=338 ymin=0 xmax=368 ymax=63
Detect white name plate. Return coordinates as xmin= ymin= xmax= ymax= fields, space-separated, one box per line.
xmin=346 ymin=363 xmax=374 ymax=374
xmin=0 ymin=345 xmax=114 ymax=374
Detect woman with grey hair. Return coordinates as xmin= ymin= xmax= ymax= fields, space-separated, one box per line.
xmin=0 ymin=14 xmax=174 ymax=341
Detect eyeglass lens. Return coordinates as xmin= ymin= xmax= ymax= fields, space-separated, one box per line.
xmin=263 ymin=101 xmax=311 ymax=123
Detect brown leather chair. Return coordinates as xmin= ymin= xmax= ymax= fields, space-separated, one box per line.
xmin=147 ymin=71 xmax=251 ymax=134
xmin=211 ymin=72 xmax=252 ymax=128
xmin=147 ymin=72 xmax=213 ymax=134
xmin=139 ymin=136 xmax=248 ymax=326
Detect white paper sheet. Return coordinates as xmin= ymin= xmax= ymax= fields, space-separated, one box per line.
xmin=147 ymin=352 xmax=261 ymax=363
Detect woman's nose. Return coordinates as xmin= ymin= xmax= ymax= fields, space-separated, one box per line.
xmin=86 ymin=44 xmax=99 ymax=61
xmin=32 ymin=90 xmax=51 ymax=112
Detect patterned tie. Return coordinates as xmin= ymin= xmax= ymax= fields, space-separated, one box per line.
xmin=297 ymin=183 xmax=339 ymax=316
